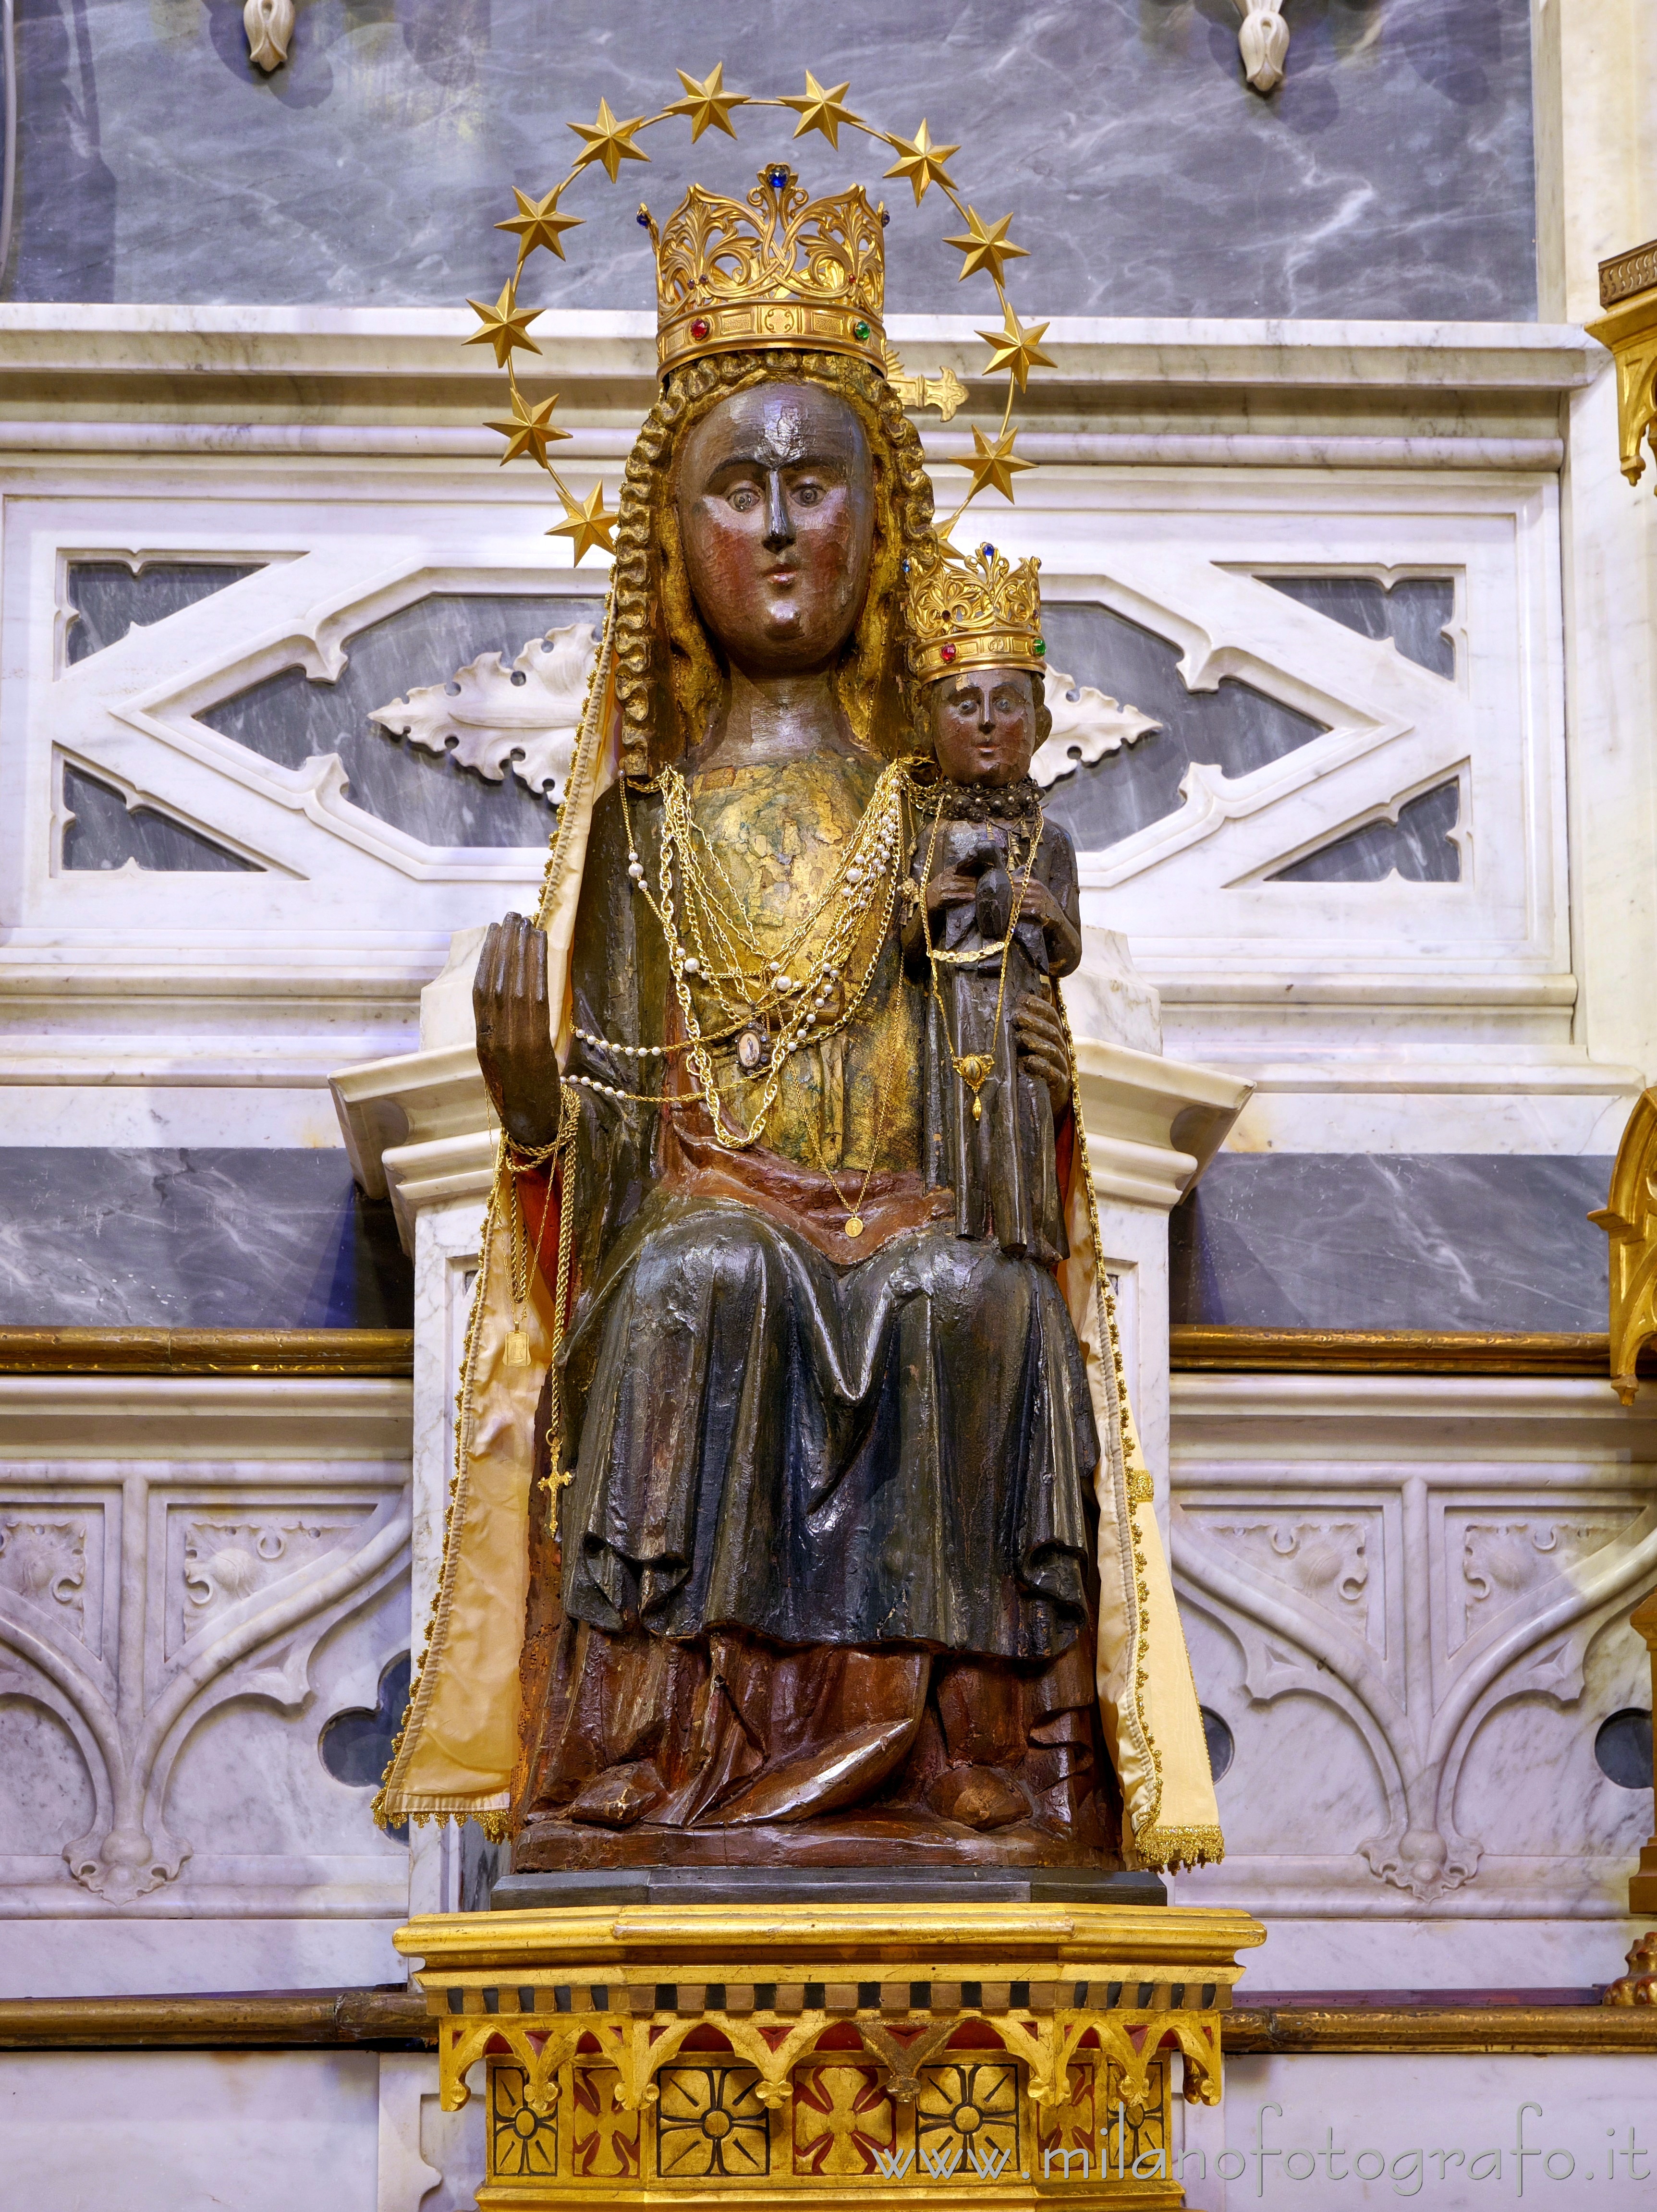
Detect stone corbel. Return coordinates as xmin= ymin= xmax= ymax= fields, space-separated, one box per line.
xmin=1586 ymin=243 xmax=1657 ymax=488
xmin=244 ymin=0 xmax=293 ymax=72
xmin=1234 ymin=0 xmax=1291 ymax=93
xmin=1589 ymin=1087 xmax=1657 ymax=1401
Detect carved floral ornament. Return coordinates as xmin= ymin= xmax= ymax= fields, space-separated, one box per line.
xmin=1233 ymin=0 xmax=1292 ymax=94
xmin=243 ymin=0 xmax=292 ymax=72
xmin=371 ymin=622 xmax=1156 ymax=807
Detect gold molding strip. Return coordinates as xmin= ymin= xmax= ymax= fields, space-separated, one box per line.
xmin=1591 ymin=1087 xmax=1657 ymax=1402
xmin=3 ymin=1987 xmax=1654 ymax=2057
xmin=0 ymin=1326 xmax=414 ymax=1376
xmin=0 ymin=1988 xmax=432 ymax=2048
xmin=1600 ymin=239 xmax=1657 ymax=310
xmin=1225 ymin=2004 xmax=1657 ymax=2055
xmin=1169 ymin=1327 xmax=1613 ymax=1376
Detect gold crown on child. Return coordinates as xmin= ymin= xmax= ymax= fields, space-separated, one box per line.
xmin=908 ymin=539 xmax=1046 ymax=684
xmin=641 ymin=165 xmax=888 ymax=376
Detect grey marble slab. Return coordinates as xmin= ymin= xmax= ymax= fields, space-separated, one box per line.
xmin=8 ymin=0 xmax=1536 ymax=320
xmin=1171 ymin=1153 xmax=1614 ymax=1331
xmin=61 ymin=762 xmax=259 ymax=873
xmin=1270 ymin=774 xmax=1461 ymax=882
xmin=1039 ymin=599 xmax=1327 ymax=855
xmin=1263 ymin=575 xmax=1456 ymax=679
xmin=0 ymin=1148 xmax=412 ymax=1327
xmin=66 ymin=561 xmax=266 ymax=666
xmin=199 ymin=590 xmax=605 ymax=849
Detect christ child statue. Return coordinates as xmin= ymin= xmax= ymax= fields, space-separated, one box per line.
xmin=905 ymin=547 xmax=1081 ymax=1265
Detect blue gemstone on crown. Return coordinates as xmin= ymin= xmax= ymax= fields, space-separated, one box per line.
xmin=980 ymin=543 xmax=996 ymax=559
xmin=768 ymin=167 xmax=790 ymax=188
xmin=636 ymin=210 xmax=649 ymax=228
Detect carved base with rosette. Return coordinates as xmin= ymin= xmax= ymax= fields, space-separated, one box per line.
xmin=397 ymin=1901 xmax=1263 ymax=2206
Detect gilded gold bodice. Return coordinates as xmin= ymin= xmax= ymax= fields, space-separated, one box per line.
xmin=685 ymin=752 xmax=921 ymax=1176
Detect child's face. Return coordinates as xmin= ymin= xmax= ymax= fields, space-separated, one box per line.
xmin=929 ymin=666 xmax=1036 ymax=786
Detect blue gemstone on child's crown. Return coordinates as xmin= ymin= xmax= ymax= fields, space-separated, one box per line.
xmin=768 ymin=167 xmax=790 ymax=188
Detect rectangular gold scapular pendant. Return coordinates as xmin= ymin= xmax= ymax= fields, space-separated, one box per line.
xmin=504 ymin=1329 xmax=530 ymax=1368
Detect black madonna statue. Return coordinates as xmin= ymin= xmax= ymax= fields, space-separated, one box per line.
xmin=377 ymin=146 xmax=1221 ymax=1880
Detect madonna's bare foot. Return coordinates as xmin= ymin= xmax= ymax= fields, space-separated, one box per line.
xmin=565 ymin=1760 xmax=665 ymax=1829
xmin=927 ymin=1765 xmax=1028 ymax=1831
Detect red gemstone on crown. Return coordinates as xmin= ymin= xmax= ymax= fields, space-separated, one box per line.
xmin=941 ymin=643 xmax=957 ymax=662
xmin=690 ymin=317 xmax=711 ymax=341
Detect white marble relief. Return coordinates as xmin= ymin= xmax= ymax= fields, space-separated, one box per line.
xmin=0 ymin=1457 xmax=410 ymax=1905
xmin=1233 ymin=0 xmax=1291 ymax=93
xmin=370 ymin=622 xmax=598 ymax=807
xmin=242 ymin=0 xmax=293 ymax=72
xmin=1030 ymin=672 xmax=1158 ymax=788
xmin=1173 ymin=1374 xmax=1657 ymax=1948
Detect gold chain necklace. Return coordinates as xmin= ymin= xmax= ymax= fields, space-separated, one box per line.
xmin=914 ymin=782 xmax=1044 ymax=1124
xmin=803 ymin=1015 xmax=904 ymax=1240
xmin=620 ymin=759 xmax=917 ymax=1151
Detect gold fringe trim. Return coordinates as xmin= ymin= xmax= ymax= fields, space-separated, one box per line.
xmin=372 ymin=590 xmax=619 ymax=1838
xmin=1132 ymin=1823 xmax=1226 ymax=1873
xmin=1056 ymin=985 xmax=1165 ymax=1844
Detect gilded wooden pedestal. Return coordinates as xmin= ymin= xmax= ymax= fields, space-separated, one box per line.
xmin=395 ymin=1901 xmax=1265 ymax=2208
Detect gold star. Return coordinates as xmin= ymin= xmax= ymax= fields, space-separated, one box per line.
xmin=464 ymin=282 xmax=543 ymax=368
xmin=883 ymin=120 xmax=960 ymax=205
xmin=960 ymin=426 xmax=1034 ymax=503
xmin=975 ymin=305 xmax=1055 ymax=392
xmin=567 ymin=97 xmax=650 ymax=182
xmin=495 ymin=187 xmax=583 ymax=267
xmin=484 ymin=391 xmax=570 ymax=467
xmin=779 ymin=70 xmax=857 ymax=150
xmin=665 ymin=63 xmax=745 ymax=142
xmin=548 ymin=483 xmax=619 ymax=565
xmin=944 ymin=208 xmax=1029 ymax=285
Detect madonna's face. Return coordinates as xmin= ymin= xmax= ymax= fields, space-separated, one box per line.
xmin=675 ymin=381 xmax=875 ymax=678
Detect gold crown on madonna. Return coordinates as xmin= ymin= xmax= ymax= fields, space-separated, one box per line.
xmin=642 ymin=163 xmax=887 ymax=377
xmin=908 ymin=538 xmax=1046 ymax=684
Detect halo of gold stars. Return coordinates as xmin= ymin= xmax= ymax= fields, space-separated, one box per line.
xmin=495 ymin=188 xmax=583 ymax=269
xmin=548 ymin=484 xmax=621 ymax=565
xmin=976 ymin=305 xmax=1054 ymax=393
xmin=484 ymin=391 xmax=570 ymax=468
xmin=883 ymin=120 xmax=959 ymax=205
xmin=472 ymin=69 xmax=1057 ymax=559
xmin=567 ymin=97 xmax=650 ymax=182
xmin=961 ymin=426 xmax=1034 ymax=504
xmin=779 ymin=71 xmax=857 ymax=149
xmin=666 ymin=64 xmax=745 ymax=142
xmin=464 ymin=282 xmax=542 ymax=367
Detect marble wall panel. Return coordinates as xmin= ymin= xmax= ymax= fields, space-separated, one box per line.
xmin=0 ymin=1148 xmax=413 ymax=1327
xmin=198 ymin=592 xmax=604 ymax=849
xmin=1262 ymin=575 xmax=1457 ymax=679
xmin=66 ymin=562 xmax=266 ymax=666
xmin=6 ymin=0 xmax=1536 ymax=320
xmin=1268 ymin=774 xmax=1461 ymax=882
xmin=1039 ymin=601 xmax=1329 ymax=854
xmin=60 ymin=761 xmax=259 ymax=873
xmin=1170 ymin=1154 xmax=1614 ymax=1330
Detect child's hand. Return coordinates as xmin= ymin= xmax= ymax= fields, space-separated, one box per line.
xmin=925 ymin=868 xmax=983 ymax=920
xmin=1013 ymin=990 xmax=1072 ymax=1113
xmin=1015 ymin=880 xmax=1083 ymax=971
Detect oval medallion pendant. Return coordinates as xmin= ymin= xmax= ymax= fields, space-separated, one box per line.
xmin=843 ymin=1215 xmax=865 ymax=1239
